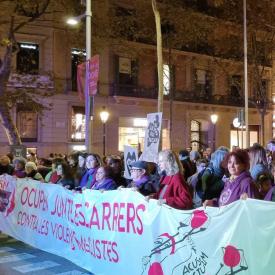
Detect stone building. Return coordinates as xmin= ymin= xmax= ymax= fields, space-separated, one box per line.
xmin=0 ymin=0 xmax=274 ymax=157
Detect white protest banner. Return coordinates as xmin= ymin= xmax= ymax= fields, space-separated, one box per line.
xmin=123 ymin=145 xmax=138 ymax=179
xmin=1 ymin=175 xmax=275 ymax=275
xmin=140 ymin=112 xmax=162 ymax=163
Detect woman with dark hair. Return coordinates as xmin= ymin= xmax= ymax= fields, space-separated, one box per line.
xmin=91 ymin=166 xmax=117 ymax=191
xmin=150 ymin=150 xmax=192 ymax=210
xmin=204 ymin=149 xmax=259 ymax=207
xmin=56 ymin=162 xmax=75 ymax=189
xmin=45 ymin=158 xmax=64 ymax=184
xmin=68 ymin=151 xmax=79 ymax=175
xmin=79 ymin=153 xmax=102 ymax=190
xmin=74 ymin=152 xmax=88 ymax=189
xmin=0 ymin=155 xmax=14 ymax=175
xmin=13 ymin=157 xmax=27 ymax=178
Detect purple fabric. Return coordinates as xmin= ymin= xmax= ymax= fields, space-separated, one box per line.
xmin=218 ymin=171 xmax=256 ymax=206
xmin=133 ymin=175 xmax=150 ymax=188
xmin=264 ymin=186 xmax=275 ymax=201
xmin=92 ymin=178 xmax=117 ymax=190
xmin=80 ymin=168 xmax=97 ymax=188
xmin=13 ymin=170 xmax=26 ymax=178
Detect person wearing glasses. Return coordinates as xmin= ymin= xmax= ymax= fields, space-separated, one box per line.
xmin=127 ymin=160 xmax=157 ymax=196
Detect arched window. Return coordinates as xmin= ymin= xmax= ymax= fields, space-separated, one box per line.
xmin=190 ymin=120 xmax=201 ymax=151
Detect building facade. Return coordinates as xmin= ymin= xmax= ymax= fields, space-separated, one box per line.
xmin=0 ymin=1 xmax=274 ymax=157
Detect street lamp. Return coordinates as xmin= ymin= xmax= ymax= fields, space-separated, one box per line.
xmin=100 ymin=106 xmax=109 ymax=156
xmin=66 ymin=0 xmax=93 ymax=153
xmin=210 ymin=114 xmax=218 ymax=151
xmin=233 ymin=117 xmax=241 ymax=148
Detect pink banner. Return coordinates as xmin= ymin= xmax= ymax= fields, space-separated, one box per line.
xmin=88 ymin=55 xmax=100 ymax=96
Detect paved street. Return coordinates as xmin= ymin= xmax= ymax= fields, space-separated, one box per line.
xmin=0 ymin=233 xmax=93 ymax=275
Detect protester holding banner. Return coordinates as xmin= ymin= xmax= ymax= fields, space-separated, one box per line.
xmin=12 ymin=157 xmax=27 ymax=178
xmin=108 ymin=157 xmax=127 ymax=187
xmin=151 ymin=150 xmax=192 ymax=210
xmin=79 ymin=153 xmax=101 ymax=190
xmin=45 ymin=157 xmax=64 ymax=184
xmin=73 ymin=152 xmax=88 ymax=188
xmin=90 ymin=165 xmax=117 ymax=191
xmin=25 ymin=161 xmax=44 ymax=182
xmin=204 ymin=149 xmax=259 ymax=207
xmin=127 ymin=160 xmax=157 ymax=196
xmin=0 ymin=155 xmax=14 ymax=176
xmin=55 ymin=161 xmax=75 ymax=190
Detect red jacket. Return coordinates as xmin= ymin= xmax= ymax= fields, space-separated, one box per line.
xmin=155 ymin=172 xmax=193 ymax=210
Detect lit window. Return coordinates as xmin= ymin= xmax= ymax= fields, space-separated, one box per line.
xmin=71 ymin=106 xmax=85 ymax=141
xmin=16 ymin=42 xmax=39 ymax=74
xmin=71 ymin=48 xmax=86 ymax=91
xmin=163 ymin=64 xmax=170 ymax=95
xmin=190 ymin=120 xmax=201 ymax=151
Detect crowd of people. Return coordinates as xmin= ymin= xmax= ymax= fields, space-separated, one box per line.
xmin=0 ymin=142 xmax=274 ymax=210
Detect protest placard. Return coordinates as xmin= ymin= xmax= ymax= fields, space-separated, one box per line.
xmin=1 ymin=175 xmax=275 ymax=275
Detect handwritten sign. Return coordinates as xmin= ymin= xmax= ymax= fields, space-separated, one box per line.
xmin=1 ymin=175 xmax=275 ymax=275
xmin=140 ymin=112 xmax=162 ymax=163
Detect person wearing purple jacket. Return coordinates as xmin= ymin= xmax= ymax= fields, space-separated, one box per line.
xmin=91 ymin=166 xmax=117 ymax=191
xmin=204 ymin=149 xmax=259 ymax=207
xmin=79 ymin=154 xmax=101 ymax=190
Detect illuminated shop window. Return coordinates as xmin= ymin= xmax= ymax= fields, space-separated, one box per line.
xmin=71 ymin=106 xmax=85 ymax=141
xmin=17 ymin=42 xmax=39 ymax=74
xmin=230 ymin=125 xmax=259 ymax=149
xmin=118 ymin=117 xmax=170 ymax=151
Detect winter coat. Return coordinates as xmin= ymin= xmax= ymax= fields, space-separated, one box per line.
xmin=264 ymin=186 xmax=275 ymax=202
xmin=0 ymin=164 xmax=14 ymax=176
xmin=127 ymin=175 xmax=157 ymax=196
xmin=153 ymin=172 xmax=192 ymax=210
xmin=80 ymin=168 xmax=97 ymax=189
xmin=91 ymin=178 xmax=117 ymax=191
xmin=56 ymin=177 xmax=75 ymax=190
xmin=218 ymin=171 xmax=258 ymax=206
xmin=201 ymin=165 xmax=225 ymax=200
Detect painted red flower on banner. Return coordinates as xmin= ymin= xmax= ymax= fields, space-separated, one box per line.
xmin=148 ymin=262 xmax=164 ymax=275
xmin=223 ymin=245 xmax=241 ymax=268
xmin=190 ymin=210 xmax=208 ymax=229
xmin=215 ymin=245 xmax=248 ymax=275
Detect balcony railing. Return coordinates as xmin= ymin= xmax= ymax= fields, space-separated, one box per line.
xmin=111 ymin=84 xmax=158 ymax=99
xmin=111 ymin=84 xmax=251 ymax=107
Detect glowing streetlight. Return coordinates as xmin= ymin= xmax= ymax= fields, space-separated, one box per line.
xmin=210 ymin=114 xmax=218 ymax=151
xmin=100 ymin=107 xmax=110 ymax=156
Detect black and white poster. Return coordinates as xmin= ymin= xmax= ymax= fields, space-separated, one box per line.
xmin=123 ymin=145 xmax=138 ymax=179
xmin=140 ymin=112 xmax=162 ymax=163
